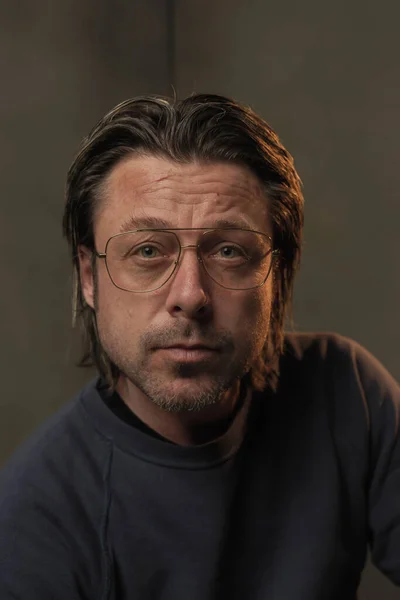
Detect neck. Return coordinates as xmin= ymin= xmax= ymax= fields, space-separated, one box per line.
xmin=115 ymin=377 xmax=243 ymax=446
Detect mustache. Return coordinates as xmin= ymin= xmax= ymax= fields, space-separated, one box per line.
xmin=139 ymin=324 xmax=234 ymax=352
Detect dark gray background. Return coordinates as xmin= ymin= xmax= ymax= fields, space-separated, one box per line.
xmin=0 ymin=1 xmax=399 ymax=597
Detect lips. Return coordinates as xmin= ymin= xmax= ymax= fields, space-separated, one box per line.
xmin=153 ymin=344 xmax=220 ymax=363
xmin=161 ymin=344 xmax=218 ymax=351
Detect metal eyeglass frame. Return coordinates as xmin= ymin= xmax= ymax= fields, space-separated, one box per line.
xmin=94 ymin=227 xmax=279 ymax=293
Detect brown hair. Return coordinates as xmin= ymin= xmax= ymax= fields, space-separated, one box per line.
xmin=63 ymin=93 xmax=304 ymax=391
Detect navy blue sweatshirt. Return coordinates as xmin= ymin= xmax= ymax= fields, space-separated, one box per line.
xmin=1 ymin=333 xmax=399 ymax=599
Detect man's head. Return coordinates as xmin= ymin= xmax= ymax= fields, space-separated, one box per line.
xmin=63 ymin=94 xmax=303 ymax=410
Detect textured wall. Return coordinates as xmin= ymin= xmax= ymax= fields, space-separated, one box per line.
xmin=1 ymin=1 xmax=399 ymax=597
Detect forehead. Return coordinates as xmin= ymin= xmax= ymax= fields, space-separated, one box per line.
xmin=96 ymin=154 xmax=270 ymax=235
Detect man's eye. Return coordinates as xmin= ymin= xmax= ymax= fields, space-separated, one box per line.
xmin=138 ymin=245 xmax=160 ymax=258
xmin=124 ymin=245 xmax=162 ymax=259
xmin=220 ymin=246 xmax=239 ymax=258
xmin=214 ymin=245 xmax=247 ymax=259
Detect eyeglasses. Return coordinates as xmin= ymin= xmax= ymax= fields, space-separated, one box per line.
xmin=94 ymin=228 xmax=278 ymax=293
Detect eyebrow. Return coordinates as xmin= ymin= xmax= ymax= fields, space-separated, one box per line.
xmin=119 ymin=215 xmax=256 ymax=233
xmin=119 ymin=216 xmax=172 ymax=232
xmin=213 ymin=218 xmax=254 ymax=229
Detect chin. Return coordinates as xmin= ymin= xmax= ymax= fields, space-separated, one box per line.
xmin=141 ymin=374 xmax=231 ymax=413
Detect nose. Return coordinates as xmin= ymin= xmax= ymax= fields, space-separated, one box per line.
xmin=165 ymin=244 xmax=211 ymax=319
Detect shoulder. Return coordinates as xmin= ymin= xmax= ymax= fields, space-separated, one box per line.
xmin=281 ymin=331 xmax=399 ymax=432
xmin=0 ymin=379 xmax=111 ymax=522
xmin=283 ymin=330 xmax=377 ymax=364
xmin=0 ymin=380 xmax=108 ymax=598
xmin=283 ymin=331 xmax=398 ymax=387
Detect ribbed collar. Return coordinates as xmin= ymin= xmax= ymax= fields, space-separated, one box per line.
xmin=80 ymin=378 xmax=256 ymax=470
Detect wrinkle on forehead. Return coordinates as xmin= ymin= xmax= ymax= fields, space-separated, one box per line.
xmin=103 ymin=155 xmax=265 ymax=200
xmin=96 ymin=155 xmax=270 ymax=232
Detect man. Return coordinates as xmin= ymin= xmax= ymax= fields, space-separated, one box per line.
xmin=0 ymin=94 xmax=399 ymax=599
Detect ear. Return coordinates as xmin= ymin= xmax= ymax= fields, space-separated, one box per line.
xmin=78 ymin=246 xmax=95 ymax=309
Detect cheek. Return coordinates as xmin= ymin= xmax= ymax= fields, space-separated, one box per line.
xmin=217 ymin=288 xmax=272 ymax=339
xmin=244 ymin=292 xmax=271 ymax=335
xmin=95 ymin=274 xmax=142 ymax=331
xmin=95 ymin=269 xmax=166 ymax=336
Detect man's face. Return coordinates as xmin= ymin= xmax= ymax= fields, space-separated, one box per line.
xmin=79 ymin=155 xmax=273 ymax=411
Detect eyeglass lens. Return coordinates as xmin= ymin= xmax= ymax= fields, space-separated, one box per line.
xmin=104 ymin=230 xmax=273 ymax=292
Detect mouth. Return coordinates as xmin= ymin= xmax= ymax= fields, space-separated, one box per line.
xmin=153 ymin=344 xmax=220 ymax=363
xmin=161 ymin=344 xmax=218 ymax=350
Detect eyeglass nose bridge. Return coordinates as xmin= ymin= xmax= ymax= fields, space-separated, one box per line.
xmin=177 ymin=243 xmax=204 ymax=264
